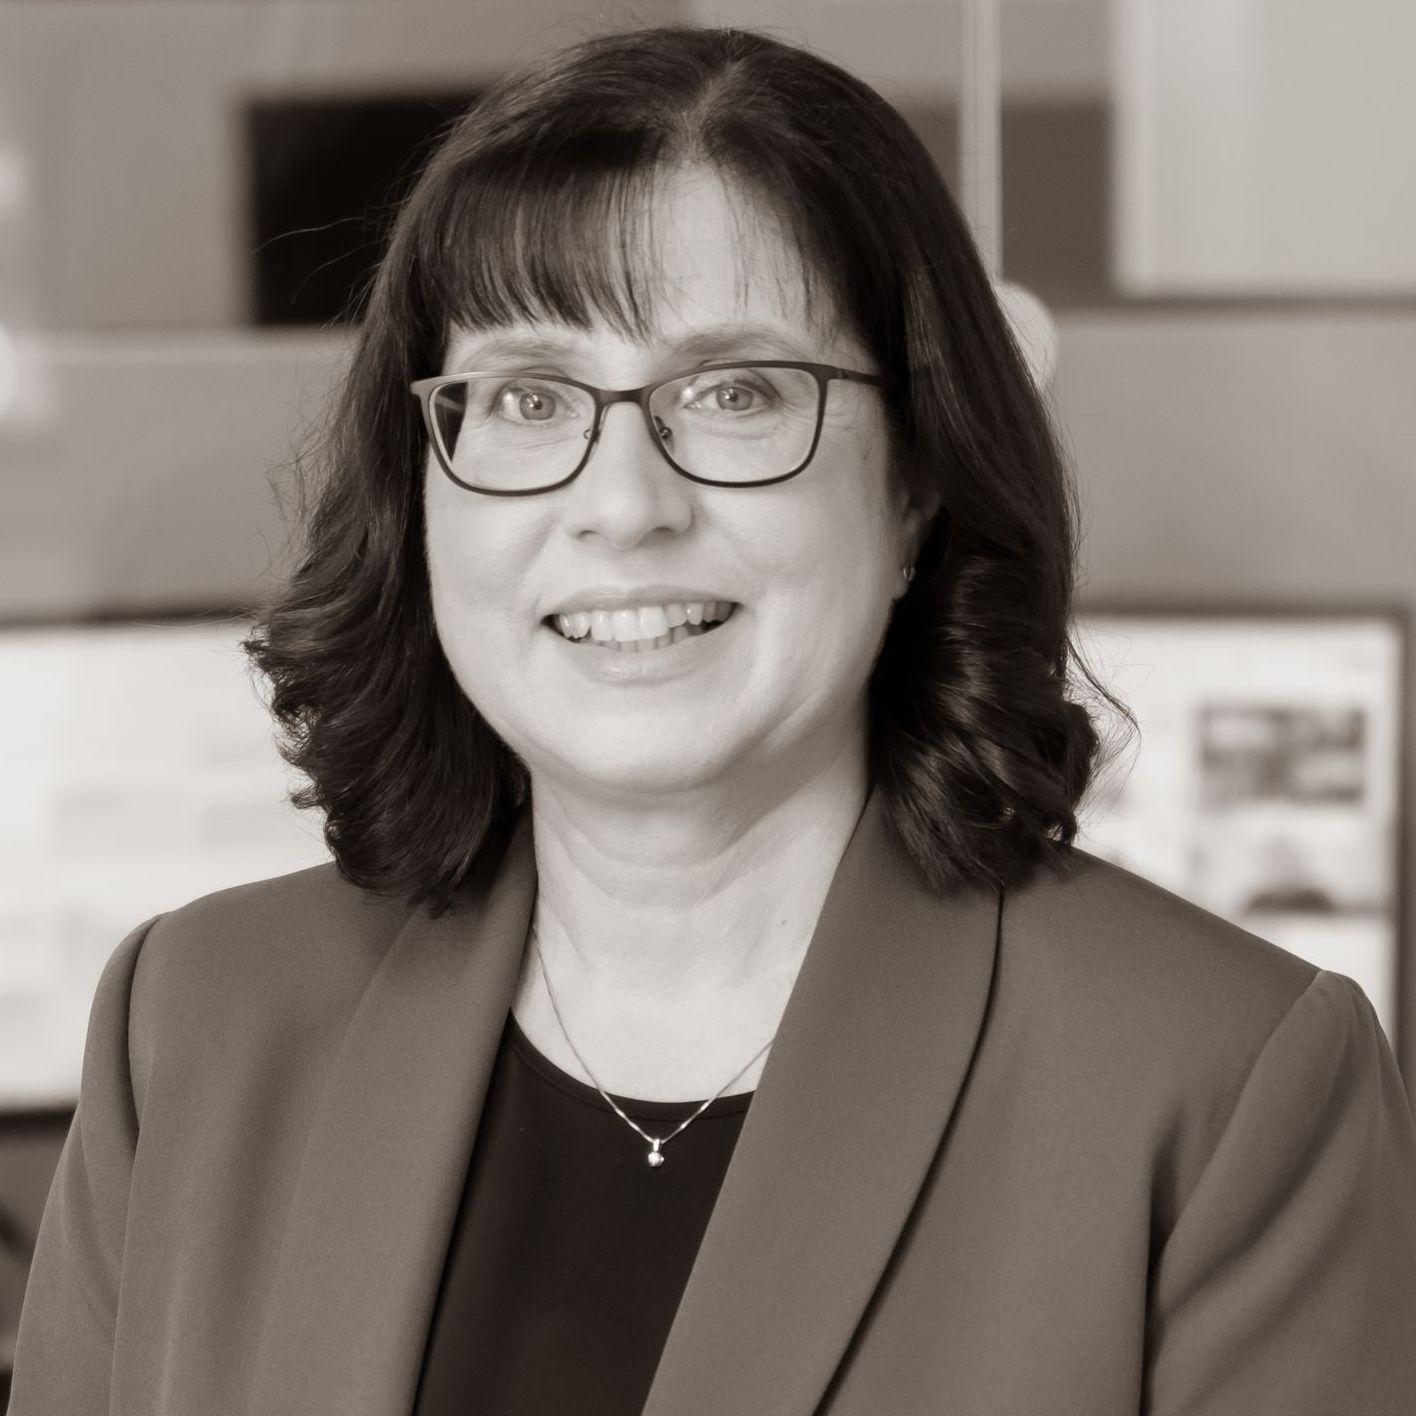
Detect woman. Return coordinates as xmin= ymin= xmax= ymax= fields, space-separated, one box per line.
xmin=11 ymin=24 xmax=1416 ymax=1416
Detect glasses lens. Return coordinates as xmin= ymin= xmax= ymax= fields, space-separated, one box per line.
xmin=650 ymin=366 xmax=821 ymax=484
xmin=429 ymin=377 xmax=595 ymax=492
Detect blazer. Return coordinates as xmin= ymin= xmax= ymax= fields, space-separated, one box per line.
xmin=11 ymin=790 xmax=1416 ymax=1415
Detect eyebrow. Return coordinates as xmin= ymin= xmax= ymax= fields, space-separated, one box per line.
xmin=454 ymin=324 xmax=820 ymax=368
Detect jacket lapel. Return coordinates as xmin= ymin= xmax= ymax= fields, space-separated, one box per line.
xmin=249 ymin=812 xmax=538 ymax=1416
xmin=640 ymin=795 xmax=1001 ymax=1416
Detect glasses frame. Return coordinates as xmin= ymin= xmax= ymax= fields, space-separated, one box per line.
xmin=409 ymin=360 xmax=885 ymax=496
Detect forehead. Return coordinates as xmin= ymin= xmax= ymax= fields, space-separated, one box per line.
xmin=644 ymin=168 xmax=814 ymax=328
xmin=440 ymin=166 xmax=852 ymax=367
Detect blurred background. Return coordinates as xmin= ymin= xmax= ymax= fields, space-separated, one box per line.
xmin=2 ymin=0 xmax=1414 ymax=1387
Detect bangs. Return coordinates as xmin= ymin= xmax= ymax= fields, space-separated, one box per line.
xmin=408 ymin=143 xmax=838 ymax=350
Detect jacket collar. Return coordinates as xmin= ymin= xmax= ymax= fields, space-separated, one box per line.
xmin=250 ymin=789 xmax=1001 ymax=1416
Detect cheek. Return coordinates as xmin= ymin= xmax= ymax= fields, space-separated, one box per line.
xmin=761 ymin=483 xmax=900 ymax=681
xmin=424 ymin=480 xmax=537 ymax=658
xmin=803 ymin=451 xmax=902 ymax=601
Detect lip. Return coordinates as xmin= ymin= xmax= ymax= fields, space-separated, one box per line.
xmin=543 ymin=584 xmax=739 ymax=616
xmin=544 ymin=607 xmax=740 ymax=684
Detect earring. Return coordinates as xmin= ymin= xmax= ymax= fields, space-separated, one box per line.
xmin=901 ymin=565 xmax=915 ymax=584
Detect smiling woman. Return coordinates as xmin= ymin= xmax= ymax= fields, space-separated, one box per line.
xmin=421 ymin=165 xmax=921 ymax=817
xmin=240 ymin=43 xmax=1105 ymax=918
xmin=11 ymin=22 xmax=1416 ymax=1416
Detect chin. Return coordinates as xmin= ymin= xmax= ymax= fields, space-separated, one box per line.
xmin=528 ymin=730 xmax=746 ymax=800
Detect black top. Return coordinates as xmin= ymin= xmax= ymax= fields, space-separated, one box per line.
xmin=413 ymin=1012 xmax=753 ymax=1415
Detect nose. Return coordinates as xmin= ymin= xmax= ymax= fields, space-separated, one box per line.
xmin=559 ymin=401 xmax=694 ymax=548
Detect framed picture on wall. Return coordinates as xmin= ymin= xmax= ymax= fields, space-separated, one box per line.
xmin=1073 ymin=608 xmax=1406 ymax=1041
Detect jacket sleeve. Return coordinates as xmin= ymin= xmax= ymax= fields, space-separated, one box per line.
xmin=8 ymin=917 xmax=159 ymax=1415
xmin=1145 ymin=969 xmax=1416 ymax=1415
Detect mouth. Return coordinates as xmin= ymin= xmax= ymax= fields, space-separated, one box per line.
xmin=543 ymin=601 xmax=739 ymax=654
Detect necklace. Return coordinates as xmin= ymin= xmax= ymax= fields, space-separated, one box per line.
xmin=530 ymin=926 xmax=776 ymax=1168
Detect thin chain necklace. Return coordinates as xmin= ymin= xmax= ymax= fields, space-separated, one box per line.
xmin=529 ymin=926 xmax=775 ymax=1168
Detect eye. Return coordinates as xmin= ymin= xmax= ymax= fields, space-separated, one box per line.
xmin=494 ymin=382 xmax=567 ymax=423
xmin=680 ymin=372 xmax=775 ymax=413
xmin=713 ymin=384 xmax=755 ymax=411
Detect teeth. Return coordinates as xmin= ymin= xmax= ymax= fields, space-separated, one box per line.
xmin=551 ymin=601 xmax=736 ymax=643
xmin=637 ymin=605 xmax=670 ymax=639
xmin=604 ymin=626 xmax=701 ymax=652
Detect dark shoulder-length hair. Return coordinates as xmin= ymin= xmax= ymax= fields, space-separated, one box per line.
xmin=246 ymin=22 xmax=1128 ymax=915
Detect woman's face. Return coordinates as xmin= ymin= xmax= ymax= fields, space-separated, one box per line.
xmin=425 ymin=167 xmax=927 ymax=804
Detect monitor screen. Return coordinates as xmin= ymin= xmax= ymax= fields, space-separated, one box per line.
xmin=0 ymin=616 xmax=329 ymax=1109
xmin=1075 ymin=611 xmax=1404 ymax=1038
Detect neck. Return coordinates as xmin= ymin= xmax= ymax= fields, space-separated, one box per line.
xmin=528 ymin=743 xmax=870 ymax=1006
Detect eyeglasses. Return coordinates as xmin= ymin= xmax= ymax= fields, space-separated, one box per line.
xmin=409 ymin=361 xmax=884 ymax=496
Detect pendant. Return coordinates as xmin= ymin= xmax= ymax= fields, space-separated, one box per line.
xmin=647 ymin=1141 xmax=665 ymax=1167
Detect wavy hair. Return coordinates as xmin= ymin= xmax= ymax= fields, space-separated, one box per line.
xmin=245 ymin=23 xmax=1130 ymax=913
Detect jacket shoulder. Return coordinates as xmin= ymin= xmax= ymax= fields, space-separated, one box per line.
xmin=997 ymin=847 xmax=1333 ymax=1129
xmin=153 ymin=860 xmax=410 ymax=947
xmin=124 ymin=864 xmax=418 ymax=1103
xmin=141 ymin=861 xmax=413 ymax=986
xmin=995 ymin=848 xmax=1354 ymax=1229
xmin=1007 ymin=845 xmax=1321 ymax=1020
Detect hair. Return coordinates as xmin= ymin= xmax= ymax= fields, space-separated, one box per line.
xmin=245 ymin=22 xmax=1131 ymax=914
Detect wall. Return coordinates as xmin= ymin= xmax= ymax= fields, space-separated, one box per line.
xmin=1113 ymin=0 xmax=1416 ymax=292
xmin=0 ymin=330 xmax=349 ymax=615
xmin=0 ymin=0 xmax=1110 ymax=332
xmin=0 ymin=0 xmax=683 ymax=331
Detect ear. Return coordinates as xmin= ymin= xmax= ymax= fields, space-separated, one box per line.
xmin=892 ymin=473 xmax=943 ymax=574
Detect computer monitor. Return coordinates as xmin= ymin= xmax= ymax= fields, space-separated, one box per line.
xmin=1075 ymin=609 xmax=1405 ymax=1038
xmin=0 ymin=614 xmax=329 ymax=1109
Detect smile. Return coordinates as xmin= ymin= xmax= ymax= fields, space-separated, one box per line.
xmin=545 ymin=601 xmax=738 ymax=653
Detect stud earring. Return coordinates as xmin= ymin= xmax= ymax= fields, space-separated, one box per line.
xmin=901 ymin=565 xmax=915 ymax=583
